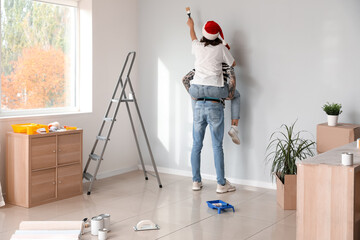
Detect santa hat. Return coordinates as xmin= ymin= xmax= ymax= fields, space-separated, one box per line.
xmin=202 ymin=21 xmax=230 ymax=50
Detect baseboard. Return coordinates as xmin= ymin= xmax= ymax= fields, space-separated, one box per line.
xmin=95 ymin=165 xmax=139 ymax=179
xmin=138 ymin=164 xmax=276 ymax=190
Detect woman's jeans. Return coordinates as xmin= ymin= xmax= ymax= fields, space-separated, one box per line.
xmin=189 ymin=84 xmax=240 ymax=120
xmin=191 ymin=100 xmax=225 ymax=185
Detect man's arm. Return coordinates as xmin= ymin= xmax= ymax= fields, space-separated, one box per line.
xmin=223 ymin=62 xmax=236 ymax=100
xmin=187 ymin=17 xmax=197 ymax=41
xmin=182 ymin=70 xmax=195 ymax=92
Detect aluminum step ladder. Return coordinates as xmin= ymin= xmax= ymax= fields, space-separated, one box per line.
xmin=83 ymin=51 xmax=162 ymax=195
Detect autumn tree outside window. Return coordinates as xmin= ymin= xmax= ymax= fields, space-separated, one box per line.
xmin=0 ymin=0 xmax=78 ymax=114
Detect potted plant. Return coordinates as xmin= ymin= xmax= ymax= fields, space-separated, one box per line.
xmin=266 ymin=121 xmax=315 ymax=210
xmin=322 ymin=102 xmax=342 ymax=126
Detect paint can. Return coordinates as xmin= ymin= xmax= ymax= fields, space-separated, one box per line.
xmin=91 ymin=216 xmax=104 ymax=236
xmin=99 ymin=214 xmax=110 ymax=231
xmin=98 ymin=228 xmax=108 ymax=240
xmin=341 ymin=152 xmax=353 ymax=166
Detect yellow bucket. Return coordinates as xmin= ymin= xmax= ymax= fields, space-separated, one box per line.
xmin=12 ymin=123 xmax=49 ymax=135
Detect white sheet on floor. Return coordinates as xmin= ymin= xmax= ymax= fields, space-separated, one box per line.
xmin=10 ymin=221 xmax=84 ymax=239
xmin=19 ymin=221 xmax=83 ymax=231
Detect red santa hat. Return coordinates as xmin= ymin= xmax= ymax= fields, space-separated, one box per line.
xmin=202 ymin=20 xmax=230 ymax=50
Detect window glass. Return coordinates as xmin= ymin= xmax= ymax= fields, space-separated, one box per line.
xmin=0 ymin=0 xmax=77 ymax=112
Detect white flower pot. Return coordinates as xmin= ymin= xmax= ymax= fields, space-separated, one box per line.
xmin=327 ymin=115 xmax=338 ymax=126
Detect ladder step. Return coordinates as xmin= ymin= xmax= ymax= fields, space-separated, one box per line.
xmin=112 ymin=98 xmax=120 ymax=103
xmin=104 ymin=117 xmax=114 ymax=122
xmin=96 ymin=136 xmax=108 ymax=141
xmin=83 ymin=172 xmax=94 ymax=181
xmin=90 ymin=154 xmax=101 ymax=161
xmin=121 ymin=99 xmax=134 ymax=102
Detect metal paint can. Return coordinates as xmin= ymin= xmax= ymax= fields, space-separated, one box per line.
xmin=341 ymin=152 xmax=353 ymax=166
xmin=98 ymin=228 xmax=108 ymax=240
xmin=91 ymin=216 xmax=104 ymax=236
xmin=99 ymin=214 xmax=110 ymax=231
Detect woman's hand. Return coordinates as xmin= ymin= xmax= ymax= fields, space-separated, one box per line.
xmin=187 ymin=17 xmax=194 ymax=28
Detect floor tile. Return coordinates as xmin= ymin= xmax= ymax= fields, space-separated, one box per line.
xmin=0 ymin=170 xmax=296 ymax=240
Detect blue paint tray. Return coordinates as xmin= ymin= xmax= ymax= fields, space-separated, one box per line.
xmin=206 ymin=200 xmax=235 ymax=214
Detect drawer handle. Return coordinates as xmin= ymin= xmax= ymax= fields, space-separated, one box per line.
xmin=52 ymin=181 xmax=56 ymax=185
xmin=58 ymin=149 xmax=62 ymax=152
xmin=58 ymin=180 xmax=62 ymax=184
xmin=53 ymin=150 xmax=56 ymax=153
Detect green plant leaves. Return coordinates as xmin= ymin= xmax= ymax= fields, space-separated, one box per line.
xmin=322 ymin=102 xmax=342 ymax=115
xmin=265 ymin=121 xmax=315 ymax=183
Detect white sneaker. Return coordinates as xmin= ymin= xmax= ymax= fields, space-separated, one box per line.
xmin=216 ymin=180 xmax=236 ymax=193
xmin=192 ymin=181 xmax=203 ymax=191
xmin=228 ymin=125 xmax=240 ymax=145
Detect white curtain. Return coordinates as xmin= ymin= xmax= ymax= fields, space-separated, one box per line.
xmin=0 ymin=182 xmax=4 ymax=207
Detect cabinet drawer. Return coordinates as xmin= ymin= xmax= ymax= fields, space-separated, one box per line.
xmin=31 ymin=168 xmax=56 ymax=204
xmin=58 ymin=133 xmax=81 ymax=165
xmin=31 ymin=136 xmax=56 ymax=170
xmin=58 ymin=164 xmax=82 ymax=199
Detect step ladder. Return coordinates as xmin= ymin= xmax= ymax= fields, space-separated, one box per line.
xmin=83 ymin=51 xmax=162 ymax=195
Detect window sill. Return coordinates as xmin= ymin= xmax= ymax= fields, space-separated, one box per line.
xmin=0 ymin=110 xmax=92 ymax=121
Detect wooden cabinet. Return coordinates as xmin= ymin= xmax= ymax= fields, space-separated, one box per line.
xmin=297 ymin=142 xmax=360 ymax=240
xmin=6 ymin=130 xmax=83 ymax=208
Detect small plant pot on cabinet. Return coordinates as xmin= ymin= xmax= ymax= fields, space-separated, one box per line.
xmin=327 ymin=115 xmax=338 ymax=126
xmin=276 ymin=174 xmax=297 ymax=210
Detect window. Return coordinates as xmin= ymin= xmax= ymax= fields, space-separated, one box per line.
xmin=0 ymin=0 xmax=78 ymax=115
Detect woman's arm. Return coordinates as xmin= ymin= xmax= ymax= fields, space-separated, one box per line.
xmin=187 ymin=17 xmax=197 ymax=41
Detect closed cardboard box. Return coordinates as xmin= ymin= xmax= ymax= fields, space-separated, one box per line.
xmin=317 ymin=123 xmax=360 ymax=153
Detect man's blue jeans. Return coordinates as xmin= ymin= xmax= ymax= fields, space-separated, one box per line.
xmin=191 ymin=100 xmax=226 ymax=185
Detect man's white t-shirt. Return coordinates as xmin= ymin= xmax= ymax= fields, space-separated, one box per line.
xmin=191 ymin=39 xmax=234 ymax=87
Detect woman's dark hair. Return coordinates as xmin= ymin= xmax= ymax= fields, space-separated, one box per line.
xmin=200 ymin=37 xmax=222 ymax=47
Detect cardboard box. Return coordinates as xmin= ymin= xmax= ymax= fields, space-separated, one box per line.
xmin=276 ymin=174 xmax=297 ymax=210
xmin=317 ymin=123 xmax=360 ymax=153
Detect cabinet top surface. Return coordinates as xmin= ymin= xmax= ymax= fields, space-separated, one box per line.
xmin=317 ymin=123 xmax=360 ymax=129
xmin=7 ymin=129 xmax=83 ymax=138
xmin=300 ymin=142 xmax=360 ymax=168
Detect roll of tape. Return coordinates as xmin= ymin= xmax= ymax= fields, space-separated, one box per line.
xmin=341 ymin=152 xmax=353 ymax=166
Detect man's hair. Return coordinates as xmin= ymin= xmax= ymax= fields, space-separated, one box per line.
xmin=200 ymin=37 xmax=222 ymax=47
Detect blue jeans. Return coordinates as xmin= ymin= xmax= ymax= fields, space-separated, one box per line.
xmin=191 ymin=100 xmax=225 ymax=185
xmin=189 ymin=84 xmax=240 ymax=119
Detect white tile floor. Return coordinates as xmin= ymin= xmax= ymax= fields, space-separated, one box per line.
xmin=0 ymin=171 xmax=296 ymax=239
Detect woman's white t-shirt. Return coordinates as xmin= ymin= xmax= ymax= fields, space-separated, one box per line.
xmin=191 ymin=39 xmax=234 ymax=87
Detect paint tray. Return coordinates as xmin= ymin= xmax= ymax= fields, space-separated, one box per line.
xmin=206 ymin=200 xmax=235 ymax=214
xmin=12 ymin=123 xmax=49 ymax=135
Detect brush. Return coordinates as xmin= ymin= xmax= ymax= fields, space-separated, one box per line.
xmin=185 ymin=7 xmax=191 ymax=18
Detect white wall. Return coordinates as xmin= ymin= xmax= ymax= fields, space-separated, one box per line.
xmin=1 ymin=0 xmax=360 ymax=191
xmin=137 ymin=0 xmax=360 ymax=186
xmin=0 ymin=0 xmax=139 ymax=186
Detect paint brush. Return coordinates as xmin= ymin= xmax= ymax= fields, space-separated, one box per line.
xmin=185 ymin=7 xmax=191 ymax=18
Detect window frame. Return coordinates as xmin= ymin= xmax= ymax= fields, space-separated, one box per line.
xmin=0 ymin=0 xmax=82 ymax=118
